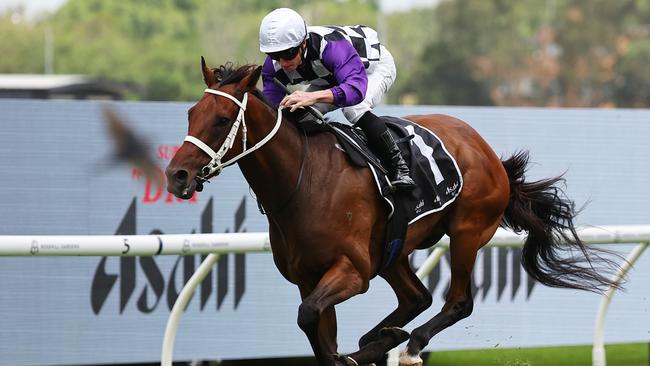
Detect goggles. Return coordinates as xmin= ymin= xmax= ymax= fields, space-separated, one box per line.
xmin=267 ymin=46 xmax=301 ymax=61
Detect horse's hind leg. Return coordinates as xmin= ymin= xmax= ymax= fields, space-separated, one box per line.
xmin=400 ymin=225 xmax=497 ymax=366
xmin=339 ymin=257 xmax=431 ymax=365
xmin=298 ymin=255 xmax=366 ymax=366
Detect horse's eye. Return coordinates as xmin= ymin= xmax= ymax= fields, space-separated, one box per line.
xmin=216 ymin=117 xmax=230 ymax=126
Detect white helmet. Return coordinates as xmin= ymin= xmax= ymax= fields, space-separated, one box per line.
xmin=259 ymin=8 xmax=307 ymax=53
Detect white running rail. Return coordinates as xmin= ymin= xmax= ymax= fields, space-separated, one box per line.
xmin=0 ymin=232 xmax=271 ymax=256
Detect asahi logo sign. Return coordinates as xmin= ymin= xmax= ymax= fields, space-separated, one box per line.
xmin=417 ymin=246 xmax=537 ymax=301
xmin=90 ymin=196 xmax=249 ymax=314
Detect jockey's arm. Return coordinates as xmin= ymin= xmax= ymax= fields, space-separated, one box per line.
xmin=261 ymin=57 xmax=286 ymax=108
xmin=321 ymin=39 xmax=368 ymax=107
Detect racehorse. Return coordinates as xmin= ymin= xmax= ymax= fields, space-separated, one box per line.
xmin=165 ymin=59 xmax=620 ymax=366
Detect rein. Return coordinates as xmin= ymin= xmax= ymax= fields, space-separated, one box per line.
xmin=184 ymin=88 xmax=282 ymax=181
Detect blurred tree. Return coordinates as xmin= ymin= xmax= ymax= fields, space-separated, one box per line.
xmin=615 ymin=38 xmax=650 ymax=107
xmin=397 ymin=0 xmax=650 ymax=108
xmin=46 ymin=0 xmax=204 ymax=100
xmin=1 ymin=0 xmax=649 ymax=107
xmin=397 ymin=0 xmax=548 ymax=106
xmin=546 ymin=0 xmax=650 ymax=107
xmin=0 ymin=9 xmax=45 ymax=73
xmin=399 ymin=41 xmax=493 ymax=105
xmin=382 ymin=7 xmax=440 ymax=104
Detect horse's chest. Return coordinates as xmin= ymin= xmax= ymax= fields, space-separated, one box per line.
xmin=270 ymin=241 xmax=331 ymax=285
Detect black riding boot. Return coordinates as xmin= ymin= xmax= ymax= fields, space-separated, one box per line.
xmin=379 ymin=130 xmax=416 ymax=190
xmin=356 ymin=112 xmax=416 ymax=191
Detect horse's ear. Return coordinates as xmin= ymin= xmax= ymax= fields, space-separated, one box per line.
xmin=242 ymin=66 xmax=263 ymax=90
xmin=201 ymin=56 xmax=217 ymax=87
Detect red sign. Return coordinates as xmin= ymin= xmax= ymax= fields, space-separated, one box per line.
xmin=132 ymin=144 xmax=198 ymax=204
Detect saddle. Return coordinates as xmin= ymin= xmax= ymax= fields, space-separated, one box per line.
xmin=295 ymin=115 xmax=463 ymax=272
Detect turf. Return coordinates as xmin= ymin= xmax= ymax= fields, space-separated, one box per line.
xmin=426 ymin=343 xmax=649 ymax=366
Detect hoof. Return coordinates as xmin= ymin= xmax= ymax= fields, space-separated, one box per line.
xmin=398 ymin=350 xmax=423 ymax=366
xmin=333 ymin=353 xmax=359 ymax=366
xmin=380 ymin=327 xmax=410 ymax=347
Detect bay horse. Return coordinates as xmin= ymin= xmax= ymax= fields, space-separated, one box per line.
xmin=165 ymin=59 xmax=620 ymax=366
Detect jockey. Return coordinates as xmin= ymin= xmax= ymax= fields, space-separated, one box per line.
xmin=259 ymin=8 xmax=415 ymax=190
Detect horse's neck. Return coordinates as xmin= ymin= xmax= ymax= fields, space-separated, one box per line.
xmin=237 ymin=97 xmax=305 ymax=210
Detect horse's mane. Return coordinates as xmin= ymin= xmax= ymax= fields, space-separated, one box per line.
xmin=214 ymin=62 xmax=275 ymax=109
xmin=215 ymin=62 xmax=256 ymax=86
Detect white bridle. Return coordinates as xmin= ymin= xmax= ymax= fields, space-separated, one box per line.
xmin=184 ymin=88 xmax=283 ymax=180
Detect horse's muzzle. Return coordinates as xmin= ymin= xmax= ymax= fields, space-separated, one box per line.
xmin=165 ymin=166 xmax=198 ymax=200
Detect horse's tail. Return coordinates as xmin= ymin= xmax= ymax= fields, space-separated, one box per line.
xmin=500 ymin=151 xmax=621 ymax=293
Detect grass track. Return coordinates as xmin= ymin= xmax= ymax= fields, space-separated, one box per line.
xmin=426 ymin=343 xmax=649 ymax=366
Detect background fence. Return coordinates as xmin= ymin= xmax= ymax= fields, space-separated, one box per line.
xmin=1 ymin=99 xmax=649 ymax=365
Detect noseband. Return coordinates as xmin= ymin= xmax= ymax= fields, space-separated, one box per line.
xmin=184 ymin=88 xmax=283 ymax=182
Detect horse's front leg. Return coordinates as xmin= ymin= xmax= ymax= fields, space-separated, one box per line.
xmin=341 ymin=257 xmax=431 ymax=365
xmin=297 ymin=255 xmax=367 ymax=366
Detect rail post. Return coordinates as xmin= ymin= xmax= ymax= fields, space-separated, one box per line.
xmin=592 ymin=242 xmax=649 ymax=366
xmin=161 ymin=253 xmax=221 ymax=366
